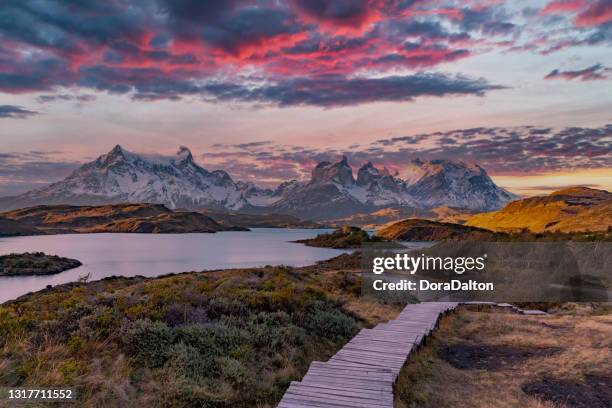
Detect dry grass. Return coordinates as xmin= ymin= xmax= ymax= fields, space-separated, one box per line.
xmin=394 ymin=307 xmax=612 ymax=408
xmin=342 ymin=297 xmax=402 ymax=325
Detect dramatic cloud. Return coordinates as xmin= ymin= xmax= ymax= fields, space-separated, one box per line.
xmin=0 ymin=105 xmax=38 ymax=119
xmin=3 ymin=124 xmax=609 ymax=194
xmin=574 ymin=1 xmax=612 ymax=27
xmin=202 ymin=124 xmax=612 ymax=186
xmin=533 ymin=0 xmax=612 ymax=52
xmin=545 ymin=64 xmax=611 ymax=81
xmin=541 ymin=0 xmax=585 ymax=15
xmin=0 ymin=0 xmax=532 ymax=106
xmin=0 ymin=1 xmax=609 ymax=106
xmin=202 ymin=73 xmax=504 ymax=107
xmin=291 ymin=0 xmax=376 ymax=28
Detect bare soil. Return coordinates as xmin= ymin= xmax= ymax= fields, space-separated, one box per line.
xmin=440 ymin=344 xmax=561 ymax=370
xmin=522 ymin=374 xmax=612 ymax=408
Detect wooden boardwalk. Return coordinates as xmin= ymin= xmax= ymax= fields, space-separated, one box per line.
xmin=278 ymin=301 xmax=546 ymax=408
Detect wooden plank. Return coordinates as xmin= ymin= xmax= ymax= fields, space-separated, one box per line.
xmin=521 ymin=309 xmax=547 ymax=315
xmin=284 ymin=390 xmax=391 ymax=408
xmin=276 ymin=302 xmax=481 ymax=407
xmin=288 ymin=383 xmax=393 ymax=402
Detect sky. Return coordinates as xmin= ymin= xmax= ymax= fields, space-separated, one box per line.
xmin=0 ymin=0 xmax=611 ymax=197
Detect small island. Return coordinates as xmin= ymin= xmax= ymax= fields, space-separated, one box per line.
xmin=295 ymin=225 xmax=384 ymax=248
xmin=0 ymin=252 xmax=82 ymax=276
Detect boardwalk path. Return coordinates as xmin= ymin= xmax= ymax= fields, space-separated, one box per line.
xmin=278 ymin=302 xmax=546 ymax=408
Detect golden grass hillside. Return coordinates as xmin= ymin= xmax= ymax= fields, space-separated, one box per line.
xmin=467 ymin=187 xmax=612 ymax=233
xmin=377 ymin=218 xmax=498 ymax=241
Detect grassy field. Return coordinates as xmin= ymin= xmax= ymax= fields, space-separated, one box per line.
xmin=1 ymin=249 xmax=610 ymax=407
xmin=0 ymin=254 xmax=402 ymax=407
xmin=394 ymin=305 xmax=612 ymax=408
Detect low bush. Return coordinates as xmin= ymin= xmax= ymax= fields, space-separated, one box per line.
xmin=0 ymin=265 xmax=363 ymax=406
xmin=123 ymin=319 xmax=174 ymax=367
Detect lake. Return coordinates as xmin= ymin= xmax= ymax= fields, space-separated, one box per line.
xmin=0 ymin=229 xmax=348 ymax=303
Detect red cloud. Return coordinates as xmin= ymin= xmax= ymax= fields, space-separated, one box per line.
xmin=290 ymin=0 xmax=382 ymax=32
xmin=574 ymin=0 xmax=612 ymax=26
xmin=541 ymin=0 xmax=585 ymax=14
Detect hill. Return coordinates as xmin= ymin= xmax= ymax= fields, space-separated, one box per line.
xmin=326 ymin=206 xmax=477 ymax=229
xmin=0 ymin=217 xmax=44 ymax=237
xmin=199 ymin=209 xmax=322 ymax=228
xmin=0 ymin=204 xmax=247 ymax=234
xmin=467 ymin=187 xmax=612 ymax=233
xmin=377 ymin=218 xmax=497 ymax=241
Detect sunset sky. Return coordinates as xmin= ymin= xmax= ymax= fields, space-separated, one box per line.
xmin=1 ymin=0 xmax=611 ymax=196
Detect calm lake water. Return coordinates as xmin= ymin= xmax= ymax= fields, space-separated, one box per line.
xmin=0 ymin=229 xmax=348 ymax=303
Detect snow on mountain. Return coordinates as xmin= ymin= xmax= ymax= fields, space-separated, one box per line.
xmin=0 ymin=146 xmax=516 ymax=218
xmin=404 ymin=159 xmax=517 ymax=211
xmin=268 ymin=156 xmax=515 ymax=219
xmin=1 ymin=145 xmax=281 ymax=211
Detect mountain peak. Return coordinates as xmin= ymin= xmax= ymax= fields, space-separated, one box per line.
xmin=99 ymin=144 xmax=132 ymax=166
xmin=311 ymin=156 xmax=355 ymax=186
xmin=111 ymin=144 xmax=123 ymax=153
xmin=356 ymin=161 xmax=382 ymax=186
xmin=176 ymin=146 xmax=193 ymax=162
xmin=403 ymin=158 xmax=516 ymax=210
xmin=107 ymin=144 xmax=126 ymax=158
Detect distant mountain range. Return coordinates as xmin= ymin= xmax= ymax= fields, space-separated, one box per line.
xmin=0 ymin=145 xmax=516 ymax=220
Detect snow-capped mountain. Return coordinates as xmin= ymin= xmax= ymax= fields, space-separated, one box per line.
xmin=268 ymin=156 xmax=515 ymax=219
xmin=404 ymin=159 xmax=516 ymax=211
xmin=0 ymin=145 xmax=269 ymax=211
xmin=0 ymin=146 xmax=516 ymax=219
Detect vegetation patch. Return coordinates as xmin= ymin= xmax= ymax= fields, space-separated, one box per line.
xmin=0 ymin=252 xmax=82 ymax=276
xmin=294 ymin=226 xmax=383 ymax=248
xmin=0 ymin=260 xmax=375 ymax=407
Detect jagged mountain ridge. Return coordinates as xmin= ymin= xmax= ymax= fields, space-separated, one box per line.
xmin=0 ymin=145 xmax=275 ymax=212
xmin=0 ymin=146 xmax=516 ymax=219
xmin=267 ymin=156 xmax=515 ymax=219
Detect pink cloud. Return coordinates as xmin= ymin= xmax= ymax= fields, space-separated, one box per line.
xmin=574 ymin=0 xmax=612 ymax=27
xmin=545 ymin=64 xmax=611 ymax=81
xmin=541 ymin=0 xmax=585 ymax=14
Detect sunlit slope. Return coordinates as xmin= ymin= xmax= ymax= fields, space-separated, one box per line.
xmin=466 ymin=187 xmax=612 ymax=233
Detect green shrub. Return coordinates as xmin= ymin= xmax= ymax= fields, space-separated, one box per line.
xmin=123 ymin=319 xmax=174 ymax=367
xmin=302 ymin=301 xmax=359 ymax=340
xmin=217 ymin=357 xmax=253 ymax=390
xmin=165 ymin=342 xmax=213 ymax=380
